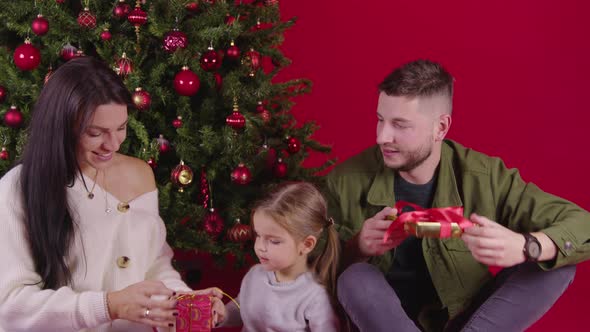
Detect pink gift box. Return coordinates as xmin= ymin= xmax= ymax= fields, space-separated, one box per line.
xmin=175 ymin=294 xmax=212 ymax=332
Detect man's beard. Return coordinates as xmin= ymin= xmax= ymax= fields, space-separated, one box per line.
xmin=390 ymin=143 xmax=432 ymax=172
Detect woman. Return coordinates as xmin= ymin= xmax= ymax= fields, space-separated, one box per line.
xmin=0 ymin=57 xmax=220 ymax=331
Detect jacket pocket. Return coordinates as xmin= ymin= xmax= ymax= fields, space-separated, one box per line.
xmin=442 ymin=238 xmax=490 ymax=292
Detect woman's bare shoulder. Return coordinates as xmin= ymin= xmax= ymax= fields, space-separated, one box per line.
xmin=113 ymin=153 xmax=156 ymax=193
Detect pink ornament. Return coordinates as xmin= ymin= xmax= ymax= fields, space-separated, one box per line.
xmin=60 ymin=43 xmax=77 ymax=61
xmin=174 ymin=66 xmax=200 ymax=96
xmin=32 ymin=14 xmax=49 ymax=36
xmin=204 ymin=208 xmax=224 ymax=237
xmin=13 ymin=39 xmax=41 ymax=71
xmin=162 ymin=29 xmax=188 ymax=53
xmin=226 ymin=111 xmax=245 ymax=129
xmin=225 ymin=41 xmax=240 ymax=62
xmin=100 ymin=29 xmax=112 ymax=41
xmin=231 ymin=163 xmax=252 ymax=185
xmin=172 ymin=116 xmax=183 ymax=128
xmin=113 ymin=0 xmax=131 ymax=18
xmin=157 ymin=134 xmax=171 ymax=154
xmin=4 ymin=105 xmax=23 ymax=128
xmin=200 ymin=47 xmax=222 ymax=72
xmin=77 ymin=8 xmax=97 ymax=29
xmin=127 ymin=5 xmax=148 ymax=27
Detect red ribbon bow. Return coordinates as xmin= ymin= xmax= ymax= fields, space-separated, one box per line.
xmin=383 ymin=201 xmax=474 ymax=242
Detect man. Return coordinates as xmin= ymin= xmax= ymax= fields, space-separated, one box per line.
xmin=326 ymin=59 xmax=589 ymax=331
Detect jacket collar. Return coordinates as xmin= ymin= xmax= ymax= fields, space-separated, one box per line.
xmin=366 ymin=141 xmax=463 ymax=208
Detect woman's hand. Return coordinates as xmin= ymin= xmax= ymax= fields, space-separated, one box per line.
xmin=107 ymin=280 xmax=177 ymax=328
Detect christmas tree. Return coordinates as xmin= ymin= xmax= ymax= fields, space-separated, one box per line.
xmin=0 ymin=0 xmax=332 ymax=266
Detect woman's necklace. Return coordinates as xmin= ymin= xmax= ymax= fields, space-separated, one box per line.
xmin=86 ymin=168 xmax=99 ymax=199
xmin=103 ymin=168 xmax=112 ymax=214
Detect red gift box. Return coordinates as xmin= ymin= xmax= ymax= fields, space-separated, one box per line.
xmin=384 ymin=201 xmax=473 ymax=241
xmin=175 ymin=294 xmax=212 ymax=332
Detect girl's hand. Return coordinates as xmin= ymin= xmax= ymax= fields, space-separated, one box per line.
xmin=211 ymin=296 xmax=226 ymax=326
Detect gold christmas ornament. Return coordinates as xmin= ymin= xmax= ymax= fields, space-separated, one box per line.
xmin=171 ymin=160 xmax=194 ymax=192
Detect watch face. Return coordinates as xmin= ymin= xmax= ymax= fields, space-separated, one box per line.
xmin=527 ymin=242 xmax=541 ymax=258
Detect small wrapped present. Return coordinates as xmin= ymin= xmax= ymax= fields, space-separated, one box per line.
xmin=175 ymin=294 xmax=212 ymax=332
xmin=384 ymin=201 xmax=473 ymax=241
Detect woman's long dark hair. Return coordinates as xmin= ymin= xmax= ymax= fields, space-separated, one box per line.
xmin=19 ymin=57 xmax=132 ymax=289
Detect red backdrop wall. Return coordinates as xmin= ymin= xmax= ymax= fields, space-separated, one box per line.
xmin=275 ymin=0 xmax=590 ymax=330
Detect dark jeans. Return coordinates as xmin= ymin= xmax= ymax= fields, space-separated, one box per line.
xmin=337 ymin=262 xmax=575 ymax=332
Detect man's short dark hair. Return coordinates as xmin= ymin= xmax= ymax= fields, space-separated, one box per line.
xmin=378 ymin=59 xmax=454 ymax=99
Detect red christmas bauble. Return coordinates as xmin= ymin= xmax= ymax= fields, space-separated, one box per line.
xmin=116 ymin=53 xmax=133 ymax=78
xmin=174 ymin=66 xmax=200 ymax=96
xmin=243 ymin=49 xmax=261 ymax=76
xmin=214 ymin=72 xmax=223 ymax=91
xmin=185 ymin=2 xmax=199 ymax=12
xmin=132 ymin=87 xmax=151 ymax=111
xmin=147 ymin=157 xmax=157 ymax=169
xmin=13 ymin=40 xmax=41 ymax=71
xmin=163 ymin=29 xmax=188 ymax=53
xmin=100 ymin=29 xmax=112 ymax=41
xmin=259 ymin=109 xmax=271 ymax=123
xmin=77 ymin=8 xmax=97 ymax=29
xmin=113 ymin=0 xmax=131 ymax=18
xmin=60 ymin=43 xmax=77 ymax=61
xmin=228 ymin=219 xmax=252 ymax=243
xmin=226 ymin=111 xmax=245 ymax=129
xmin=224 ymin=14 xmax=236 ymax=25
xmin=32 ymin=14 xmax=49 ymax=36
xmin=172 ymin=116 xmax=183 ymax=128
xmin=250 ymin=19 xmax=273 ymax=31
xmin=225 ymin=41 xmax=240 ymax=61
xmin=0 ymin=147 xmax=8 ymax=160
xmin=4 ymin=106 xmax=23 ymax=128
xmin=231 ymin=163 xmax=252 ymax=185
xmin=199 ymin=168 xmax=210 ymax=208
xmin=127 ymin=5 xmax=148 ymax=26
xmin=157 ymin=134 xmax=171 ymax=153
xmin=287 ymin=136 xmax=301 ymax=153
xmin=200 ymin=48 xmax=221 ymax=72
xmin=256 ymin=101 xmax=271 ymax=123
xmin=56 ymin=0 xmax=65 ymax=3
xmin=204 ymin=208 xmax=224 ymax=237
xmin=170 ymin=161 xmax=193 ymax=192
xmin=274 ymin=158 xmax=288 ymax=178
xmin=0 ymin=86 xmax=6 ymax=103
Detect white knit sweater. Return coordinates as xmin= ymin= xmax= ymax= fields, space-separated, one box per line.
xmin=0 ymin=166 xmax=189 ymax=332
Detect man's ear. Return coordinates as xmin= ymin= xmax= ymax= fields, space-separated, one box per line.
xmin=299 ymin=235 xmax=317 ymax=255
xmin=436 ymin=113 xmax=452 ymax=141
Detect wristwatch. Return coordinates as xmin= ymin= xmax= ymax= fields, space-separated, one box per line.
xmin=523 ymin=233 xmax=542 ymax=262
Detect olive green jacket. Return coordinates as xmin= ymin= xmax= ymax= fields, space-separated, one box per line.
xmin=326 ymin=140 xmax=590 ymax=328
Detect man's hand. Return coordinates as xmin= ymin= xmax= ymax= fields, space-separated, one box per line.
xmin=356 ymin=207 xmax=403 ymax=257
xmin=462 ymin=213 xmax=526 ymax=267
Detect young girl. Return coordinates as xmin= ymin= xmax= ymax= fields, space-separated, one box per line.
xmin=215 ymin=182 xmax=341 ymax=331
